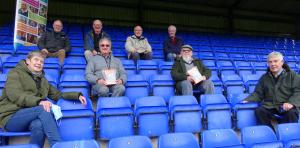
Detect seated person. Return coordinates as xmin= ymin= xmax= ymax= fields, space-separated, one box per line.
xmin=243 ymin=51 xmax=300 ymax=130
xmin=38 ymin=19 xmax=70 ymax=65
xmin=84 ymin=19 xmax=109 ymax=61
xmin=0 ymin=51 xmax=86 ymax=147
xmin=163 ymin=25 xmax=184 ymax=61
xmin=86 ymin=37 xmax=127 ymax=97
xmin=171 ymin=45 xmax=214 ymax=95
xmin=125 ymin=25 xmax=152 ymax=63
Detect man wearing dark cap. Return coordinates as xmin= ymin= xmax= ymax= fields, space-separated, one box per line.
xmin=171 ymin=45 xmax=214 ymax=95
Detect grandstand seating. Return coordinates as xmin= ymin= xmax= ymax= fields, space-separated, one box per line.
xmin=276 ymin=123 xmax=300 ymax=148
xmin=2 ymin=23 xmax=300 ymax=147
xmin=52 ymin=140 xmax=100 ymax=148
xmin=108 ymin=136 xmax=152 ymax=148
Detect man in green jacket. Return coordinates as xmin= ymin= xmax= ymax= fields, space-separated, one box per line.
xmin=0 ymin=51 xmax=87 ymax=147
xmin=171 ymin=45 xmax=214 ymax=95
xmin=243 ymin=51 xmax=300 ymax=129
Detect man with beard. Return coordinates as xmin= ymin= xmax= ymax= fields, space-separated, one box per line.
xmin=243 ymin=51 xmax=300 ymax=130
xmin=171 ymin=45 xmax=214 ymax=95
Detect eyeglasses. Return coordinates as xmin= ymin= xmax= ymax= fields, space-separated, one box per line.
xmin=100 ymin=44 xmax=110 ymax=47
xmin=182 ymin=50 xmax=191 ymax=53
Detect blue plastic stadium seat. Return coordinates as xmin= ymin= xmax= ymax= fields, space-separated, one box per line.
xmin=135 ymin=96 xmax=169 ymax=137
xmin=150 ymin=74 xmax=174 ymax=103
xmin=137 ymin=60 xmax=158 ymax=81
xmin=228 ymin=93 xmax=258 ymax=129
xmin=158 ymin=133 xmax=199 ymax=148
xmin=209 ymin=74 xmax=223 ymax=94
xmin=96 ymin=96 xmax=134 ymax=140
xmin=3 ymin=55 xmax=26 ymax=73
xmin=242 ymin=74 xmax=261 ymax=93
xmin=52 ymin=139 xmax=100 ymax=148
xmin=125 ymin=74 xmax=149 ymax=105
xmin=221 ymin=74 xmax=245 ymax=96
xmin=202 ymin=129 xmax=244 ymax=148
xmin=108 ymin=136 xmax=152 ymax=148
xmin=169 ymin=95 xmax=202 ymax=133
xmin=200 ymin=94 xmax=232 ymax=129
xmin=158 ymin=61 xmax=173 ymax=75
xmin=277 ymin=123 xmax=300 ymax=148
xmin=121 ymin=59 xmax=136 ymax=75
xmin=0 ymin=128 xmax=31 ymax=146
xmin=59 ymin=72 xmax=89 ymax=89
xmin=62 ymin=57 xmax=86 ymax=71
xmin=56 ymin=94 xmax=94 ymax=141
xmin=241 ymin=125 xmax=283 ymax=148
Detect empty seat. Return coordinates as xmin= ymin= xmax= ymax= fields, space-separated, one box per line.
xmin=62 ymin=57 xmax=86 ymax=71
xmin=56 ymin=94 xmax=94 ymax=141
xmin=125 ymin=74 xmax=149 ymax=105
xmin=200 ymin=94 xmax=232 ymax=129
xmin=96 ymin=96 xmax=134 ymax=140
xmin=158 ymin=61 xmax=173 ymax=75
xmin=150 ymin=74 xmax=174 ymax=103
xmin=169 ymin=95 xmax=202 ymax=133
xmin=202 ymin=129 xmax=244 ymax=148
xmin=121 ymin=59 xmax=136 ymax=75
xmin=0 ymin=128 xmax=31 ymax=146
xmin=241 ymin=125 xmax=283 ymax=148
xmin=222 ymin=74 xmax=245 ymax=96
xmin=135 ymin=96 xmax=169 ymax=137
xmin=158 ymin=133 xmax=199 ymax=148
xmin=137 ymin=60 xmax=158 ymax=81
xmin=228 ymin=93 xmax=258 ymax=129
xmin=277 ymin=123 xmax=300 ymax=148
xmin=242 ymin=74 xmax=261 ymax=93
xmin=59 ymin=72 xmax=89 ymax=89
xmin=108 ymin=135 xmax=152 ymax=148
xmin=209 ymin=74 xmax=223 ymax=94
xmin=52 ymin=140 xmax=100 ymax=148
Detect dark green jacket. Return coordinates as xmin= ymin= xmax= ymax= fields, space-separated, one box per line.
xmin=245 ymin=64 xmax=300 ymax=111
xmin=171 ymin=57 xmax=211 ymax=84
xmin=0 ymin=60 xmax=81 ymax=128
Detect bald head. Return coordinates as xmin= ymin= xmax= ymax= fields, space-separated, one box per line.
xmin=53 ymin=20 xmax=63 ymax=32
xmin=168 ymin=25 xmax=176 ymax=38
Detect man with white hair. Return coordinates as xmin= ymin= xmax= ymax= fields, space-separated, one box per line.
xmin=163 ymin=25 xmax=184 ymax=61
xmin=171 ymin=44 xmax=214 ymax=95
xmin=86 ymin=37 xmax=126 ymax=97
xmin=243 ymin=51 xmax=300 ymax=129
xmin=84 ymin=19 xmax=110 ymax=61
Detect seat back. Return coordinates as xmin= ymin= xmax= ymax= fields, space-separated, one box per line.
xmin=108 ymin=136 xmax=152 ymax=148
xmin=202 ymin=129 xmax=242 ymax=148
xmin=241 ymin=125 xmax=278 ymax=147
xmin=158 ymin=133 xmax=199 ymax=148
xmin=277 ymin=123 xmax=300 ymax=145
xmin=52 ymin=140 xmax=100 ymax=148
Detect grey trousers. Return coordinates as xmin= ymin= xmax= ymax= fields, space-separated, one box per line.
xmin=93 ymin=83 xmax=125 ymax=97
xmin=176 ymin=79 xmax=215 ymax=95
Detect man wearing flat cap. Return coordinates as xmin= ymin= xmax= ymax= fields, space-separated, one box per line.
xmin=171 ymin=45 xmax=214 ymax=95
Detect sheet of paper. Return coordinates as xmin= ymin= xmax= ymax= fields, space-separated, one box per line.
xmin=187 ymin=66 xmax=203 ymax=84
xmin=102 ymin=68 xmax=117 ymax=85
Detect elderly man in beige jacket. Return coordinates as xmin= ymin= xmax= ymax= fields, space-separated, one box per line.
xmin=125 ymin=25 xmax=152 ymax=63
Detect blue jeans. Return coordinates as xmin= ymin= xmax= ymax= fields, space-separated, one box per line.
xmin=5 ymin=106 xmax=61 ymax=147
xmin=176 ymin=80 xmax=215 ymax=95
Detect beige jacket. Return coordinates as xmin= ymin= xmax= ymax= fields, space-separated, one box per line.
xmin=125 ymin=35 xmax=152 ymax=57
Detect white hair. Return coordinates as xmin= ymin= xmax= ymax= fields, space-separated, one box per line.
xmin=267 ymin=51 xmax=284 ymax=62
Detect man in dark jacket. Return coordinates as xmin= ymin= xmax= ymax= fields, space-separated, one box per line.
xmin=84 ymin=19 xmax=109 ymax=61
xmin=38 ymin=19 xmax=70 ymax=65
xmin=0 ymin=51 xmax=87 ymax=147
xmin=163 ymin=25 xmax=184 ymax=61
xmin=171 ymin=45 xmax=214 ymax=95
xmin=243 ymin=51 xmax=300 ymax=129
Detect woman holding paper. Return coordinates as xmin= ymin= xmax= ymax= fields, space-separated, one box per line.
xmin=171 ymin=45 xmax=215 ymax=95
xmin=0 ymin=51 xmax=86 ymax=147
xmin=86 ymin=37 xmax=127 ymax=97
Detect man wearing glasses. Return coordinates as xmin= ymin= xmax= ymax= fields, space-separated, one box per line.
xmin=85 ymin=37 xmax=127 ymax=97
xmin=38 ymin=19 xmax=70 ymax=65
xmin=171 ymin=45 xmax=214 ymax=95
